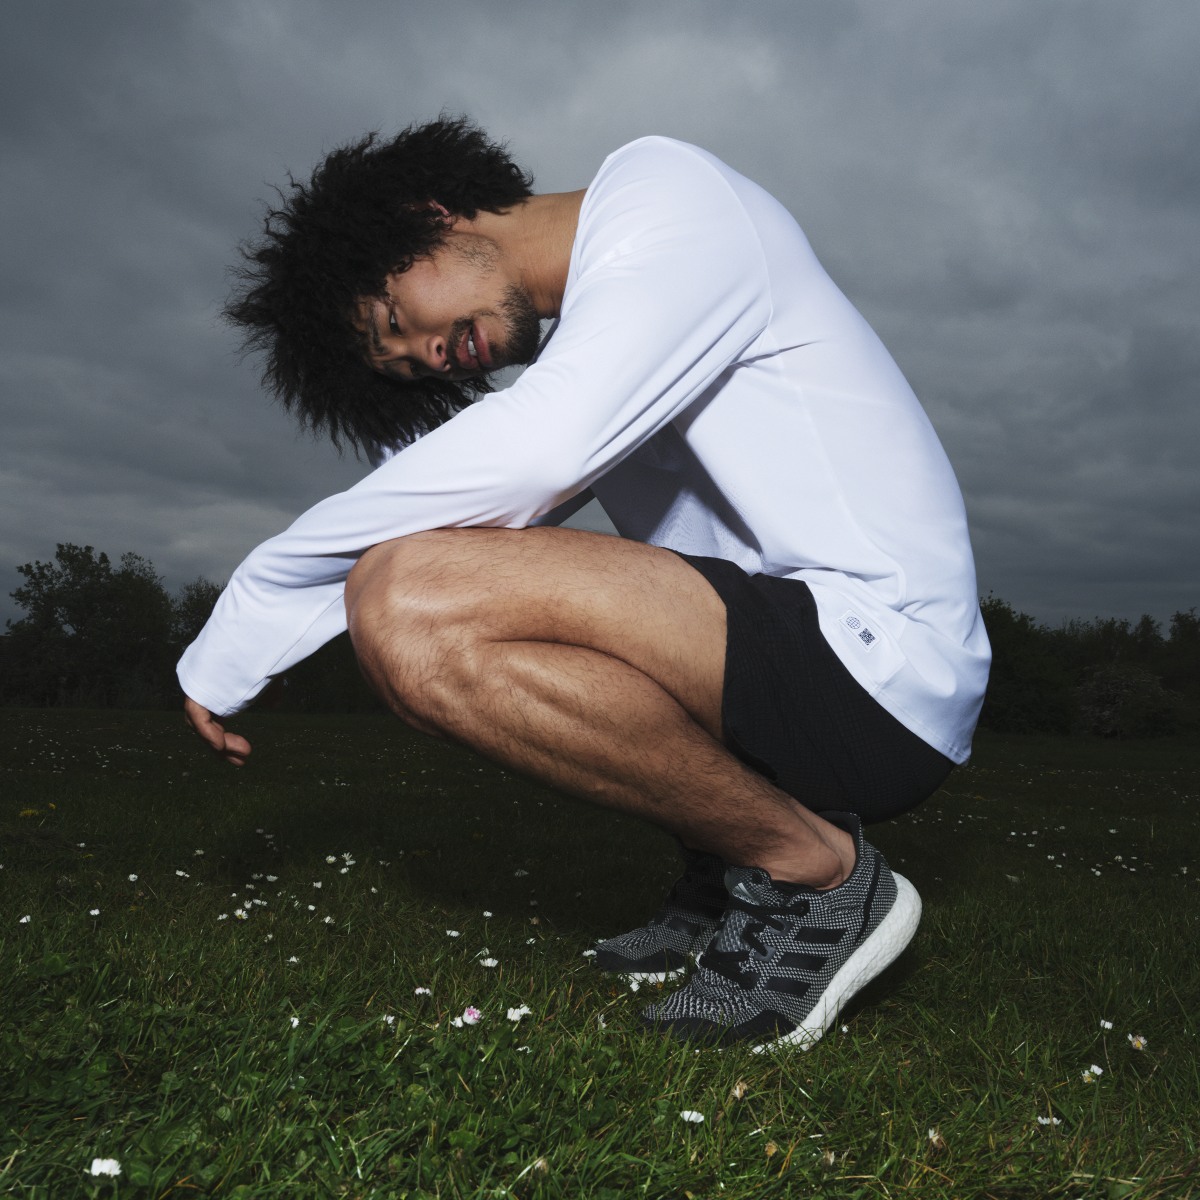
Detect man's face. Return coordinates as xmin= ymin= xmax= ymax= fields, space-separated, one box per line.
xmin=357 ymin=233 xmax=541 ymax=383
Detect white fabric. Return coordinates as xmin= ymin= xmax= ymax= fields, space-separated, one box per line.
xmin=178 ymin=137 xmax=990 ymax=762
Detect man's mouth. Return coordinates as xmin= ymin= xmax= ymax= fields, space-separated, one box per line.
xmin=457 ymin=322 xmax=492 ymax=373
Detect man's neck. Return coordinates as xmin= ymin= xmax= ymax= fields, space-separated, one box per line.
xmin=456 ymin=190 xmax=584 ymax=319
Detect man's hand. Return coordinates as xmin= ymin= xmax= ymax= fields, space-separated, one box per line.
xmin=184 ymin=697 xmax=252 ymax=767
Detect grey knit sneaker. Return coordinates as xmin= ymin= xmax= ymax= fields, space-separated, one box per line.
xmin=642 ymin=813 xmax=920 ymax=1050
xmin=592 ymin=849 xmax=727 ymax=982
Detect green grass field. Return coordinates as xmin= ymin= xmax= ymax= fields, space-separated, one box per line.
xmin=2 ymin=708 xmax=1198 ymax=1199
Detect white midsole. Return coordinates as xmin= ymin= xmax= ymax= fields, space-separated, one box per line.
xmin=621 ymin=964 xmax=690 ymax=985
xmin=753 ymin=872 xmax=922 ymax=1054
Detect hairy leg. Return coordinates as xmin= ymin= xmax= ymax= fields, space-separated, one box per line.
xmin=344 ymin=527 xmax=854 ymax=888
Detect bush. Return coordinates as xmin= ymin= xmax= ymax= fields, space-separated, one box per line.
xmin=1074 ymin=665 xmax=1181 ymax=739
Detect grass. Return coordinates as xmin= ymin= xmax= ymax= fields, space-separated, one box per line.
xmin=1 ymin=708 xmax=1198 ymax=1199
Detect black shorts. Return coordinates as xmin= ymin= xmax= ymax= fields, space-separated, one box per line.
xmin=676 ymin=553 xmax=953 ymax=825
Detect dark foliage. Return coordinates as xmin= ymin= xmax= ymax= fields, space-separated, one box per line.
xmin=978 ymin=595 xmax=1197 ymax=738
xmin=1074 ymin=665 xmax=1179 ymax=739
xmin=2 ymin=543 xmax=1195 ymax=732
xmin=3 ymin=545 xmax=176 ymax=708
xmin=1 ymin=544 xmax=379 ymax=713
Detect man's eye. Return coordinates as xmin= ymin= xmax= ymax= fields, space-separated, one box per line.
xmin=388 ymin=312 xmax=401 ymax=336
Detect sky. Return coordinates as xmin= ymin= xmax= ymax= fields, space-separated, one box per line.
xmin=2 ymin=0 xmax=1197 ymax=634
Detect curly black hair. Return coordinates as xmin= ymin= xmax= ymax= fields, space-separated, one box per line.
xmin=224 ymin=116 xmax=535 ymax=454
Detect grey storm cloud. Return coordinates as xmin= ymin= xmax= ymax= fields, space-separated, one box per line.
xmin=1 ymin=0 xmax=1197 ymax=631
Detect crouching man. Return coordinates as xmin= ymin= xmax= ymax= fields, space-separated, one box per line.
xmin=180 ymin=118 xmax=990 ymax=1049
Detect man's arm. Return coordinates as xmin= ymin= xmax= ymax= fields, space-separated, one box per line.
xmin=179 ymin=138 xmax=771 ymax=725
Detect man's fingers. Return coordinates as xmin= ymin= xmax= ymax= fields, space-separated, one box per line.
xmin=183 ymin=697 xmax=252 ymax=765
xmin=183 ymin=698 xmax=220 ymax=746
xmin=222 ymin=730 xmax=252 ymax=754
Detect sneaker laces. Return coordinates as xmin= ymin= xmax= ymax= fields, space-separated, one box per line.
xmin=699 ymin=894 xmax=810 ymax=989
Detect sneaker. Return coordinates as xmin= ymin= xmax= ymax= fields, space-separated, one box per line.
xmin=592 ymin=848 xmax=727 ymax=981
xmin=642 ymin=812 xmax=920 ymax=1050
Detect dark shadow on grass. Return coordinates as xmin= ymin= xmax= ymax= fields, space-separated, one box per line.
xmin=191 ymin=762 xmax=686 ymax=944
xmin=836 ymin=943 xmax=927 ymax=1027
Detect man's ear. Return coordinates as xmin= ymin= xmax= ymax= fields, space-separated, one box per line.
xmin=429 ymin=201 xmax=452 ymax=225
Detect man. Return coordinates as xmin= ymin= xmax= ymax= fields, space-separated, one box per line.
xmin=180 ymin=117 xmax=990 ymax=1050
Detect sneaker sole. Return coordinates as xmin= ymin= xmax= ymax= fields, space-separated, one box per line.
xmin=617 ymin=946 xmax=710 ymax=984
xmin=752 ymin=872 xmax=922 ymax=1054
xmin=619 ymin=965 xmax=689 ymax=984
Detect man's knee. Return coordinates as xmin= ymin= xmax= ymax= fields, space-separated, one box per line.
xmin=345 ymin=532 xmax=486 ymax=732
xmin=345 ymin=529 xmax=500 ymax=665
xmin=345 ymin=530 xmax=468 ymax=633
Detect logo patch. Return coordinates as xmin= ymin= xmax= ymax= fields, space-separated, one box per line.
xmin=839 ymin=609 xmax=877 ymax=650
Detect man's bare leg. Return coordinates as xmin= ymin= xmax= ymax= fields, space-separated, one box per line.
xmin=344 ymin=526 xmax=854 ymax=889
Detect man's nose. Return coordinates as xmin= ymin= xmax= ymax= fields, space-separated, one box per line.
xmin=418 ymin=334 xmax=448 ymax=374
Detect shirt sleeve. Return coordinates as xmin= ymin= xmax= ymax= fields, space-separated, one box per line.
xmin=177 ymin=139 xmax=772 ymax=715
xmin=527 ymin=488 xmax=597 ymax=528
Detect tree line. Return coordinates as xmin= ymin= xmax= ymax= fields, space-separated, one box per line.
xmin=0 ymin=543 xmax=378 ymax=714
xmin=978 ymin=595 xmax=1198 ymax=737
xmin=2 ymin=543 xmax=1197 ymax=737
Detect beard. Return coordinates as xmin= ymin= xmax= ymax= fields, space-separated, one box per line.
xmin=449 ymin=282 xmax=542 ymax=375
xmin=493 ymin=283 xmax=543 ymax=368
xmin=445 ymin=236 xmax=541 ymax=373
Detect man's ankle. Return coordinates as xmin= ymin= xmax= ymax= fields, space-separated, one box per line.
xmin=757 ymin=824 xmax=856 ymax=890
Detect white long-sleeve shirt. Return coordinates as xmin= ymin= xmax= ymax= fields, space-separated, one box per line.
xmin=179 ymin=137 xmax=990 ymax=762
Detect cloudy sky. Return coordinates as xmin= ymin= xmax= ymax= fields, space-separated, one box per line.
xmin=2 ymin=0 xmax=1196 ymax=635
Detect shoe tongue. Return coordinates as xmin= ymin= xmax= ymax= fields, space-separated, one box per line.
xmin=723 ymin=866 xmax=776 ymax=904
xmin=703 ymin=867 xmax=780 ymax=961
